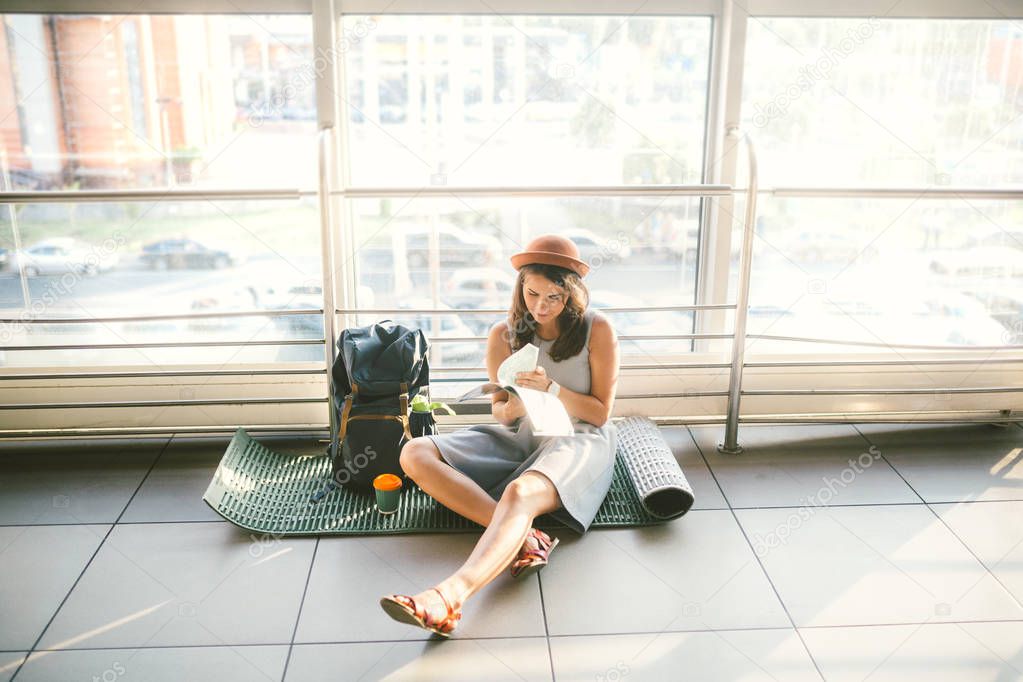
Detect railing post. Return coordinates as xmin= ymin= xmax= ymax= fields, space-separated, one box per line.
xmin=718 ymin=127 xmax=759 ymax=455
xmin=319 ymin=127 xmax=339 ymax=453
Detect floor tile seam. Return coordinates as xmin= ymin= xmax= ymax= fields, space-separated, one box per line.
xmin=855 ymin=424 xmax=1023 ymax=612
xmin=9 ymin=436 xmax=174 ymax=680
xmin=280 ymin=537 xmax=320 ymax=682
xmin=18 ymin=618 xmax=1023 ymax=655
xmin=536 ymin=574 xmax=556 ymax=682
xmin=684 ymin=426 xmax=827 ymax=682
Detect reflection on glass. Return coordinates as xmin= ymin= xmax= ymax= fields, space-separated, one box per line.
xmin=736 ymin=16 xmax=1022 ymax=354
xmin=727 ymin=197 xmax=1022 ymax=351
xmin=0 ymin=14 xmax=316 ymax=190
xmin=742 ymin=18 xmax=1023 ymax=187
xmin=350 ymin=196 xmax=701 ymax=365
xmin=342 ymin=15 xmax=712 ymax=186
xmin=0 ymin=198 xmax=323 ymax=366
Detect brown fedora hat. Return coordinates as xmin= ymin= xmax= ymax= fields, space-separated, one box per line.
xmin=510 ymin=234 xmax=590 ymax=277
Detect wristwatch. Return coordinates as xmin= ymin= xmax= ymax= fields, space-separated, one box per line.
xmin=546 ymin=379 xmax=561 ymax=397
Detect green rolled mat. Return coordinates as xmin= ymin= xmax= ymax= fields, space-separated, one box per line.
xmin=203 ymin=419 xmax=687 ymax=536
xmin=614 ymin=416 xmax=695 ymax=519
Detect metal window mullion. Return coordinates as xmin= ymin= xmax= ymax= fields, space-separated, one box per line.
xmin=315 ymin=0 xmax=341 ymax=452
xmin=696 ymin=1 xmax=746 ymax=359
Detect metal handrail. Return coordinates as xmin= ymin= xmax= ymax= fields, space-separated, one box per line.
xmin=0 ymin=369 xmax=324 ymax=380
xmin=4 ymin=339 xmax=323 ymax=351
xmin=3 ymin=185 xmax=1018 ymax=205
xmin=0 ymin=397 xmax=327 ymax=410
xmin=749 ymin=334 xmax=1023 ymax=351
xmin=741 ymin=387 xmax=1023 ymax=396
xmin=0 ymin=188 xmax=305 ymax=204
xmin=331 ymin=184 xmax=732 ymax=198
xmin=4 ymin=409 xmax=1018 ymax=439
xmin=5 ymin=355 xmax=1022 ymax=383
xmin=0 ymin=309 xmax=323 ymax=324
xmin=336 ymin=303 xmax=736 ymax=314
xmin=745 ymin=357 xmax=1023 ymax=367
xmin=718 ymin=128 xmax=759 ymax=454
xmin=734 ymin=186 xmax=1023 ymax=199
xmin=391 ymin=333 xmax=732 ymax=343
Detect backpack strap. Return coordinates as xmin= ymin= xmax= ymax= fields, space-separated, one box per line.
xmin=338 ymin=391 xmax=355 ymax=443
xmin=399 ymin=382 xmax=412 ymax=441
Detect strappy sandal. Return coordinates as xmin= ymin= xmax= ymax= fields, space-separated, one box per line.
xmin=379 ymin=587 xmax=461 ymax=638
xmin=510 ymin=527 xmax=560 ymax=579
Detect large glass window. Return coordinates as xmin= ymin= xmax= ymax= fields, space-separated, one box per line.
xmin=0 ymin=14 xmax=322 ymax=368
xmin=736 ymin=18 xmax=1023 ymax=352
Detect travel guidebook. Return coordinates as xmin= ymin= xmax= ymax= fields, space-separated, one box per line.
xmin=455 ymin=342 xmax=574 ymax=436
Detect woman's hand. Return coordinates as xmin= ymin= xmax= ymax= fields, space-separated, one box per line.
xmin=514 ymin=366 xmax=553 ymax=392
xmin=503 ymin=393 xmax=527 ymax=421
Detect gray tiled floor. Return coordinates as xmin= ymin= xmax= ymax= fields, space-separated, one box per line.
xmin=2 ymin=423 xmax=1022 ymax=681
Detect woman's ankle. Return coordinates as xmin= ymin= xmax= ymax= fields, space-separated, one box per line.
xmin=435 ymin=576 xmax=471 ymax=611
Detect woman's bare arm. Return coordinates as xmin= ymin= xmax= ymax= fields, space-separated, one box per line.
xmin=487 ymin=321 xmax=525 ymax=426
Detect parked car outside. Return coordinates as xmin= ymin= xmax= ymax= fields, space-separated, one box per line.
xmin=9 ymin=238 xmax=119 ymax=276
xmin=441 ymin=267 xmax=517 ymax=333
xmin=561 ymin=227 xmax=632 ymax=265
xmin=928 ymin=245 xmax=1023 ymax=278
xmin=140 ymin=238 xmax=241 ymax=270
xmin=391 ymin=299 xmax=481 ymax=365
xmin=397 ymin=224 xmax=501 ymax=269
xmin=256 ymin=280 xmax=376 ymax=335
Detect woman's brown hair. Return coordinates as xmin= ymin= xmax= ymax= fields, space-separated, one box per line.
xmin=505 ymin=263 xmax=590 ymax=361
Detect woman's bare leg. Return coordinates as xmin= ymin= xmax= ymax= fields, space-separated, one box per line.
xmin=403 ymin=471 xmax=562 ymax=617
xmin=399 ymin=437 xmax=498 ymax=527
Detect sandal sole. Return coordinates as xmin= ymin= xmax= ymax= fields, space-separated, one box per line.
xmin=379 ymin=597 xmax=453 ymax=638
xmin=512 ymin=536 xmax=560 ymax=580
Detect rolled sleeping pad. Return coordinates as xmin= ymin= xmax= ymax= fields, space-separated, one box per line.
xmin=615 ymin=416 xmax=695 ymax=520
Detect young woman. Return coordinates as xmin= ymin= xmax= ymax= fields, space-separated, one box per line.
xmin=380 ymin=233 xmax=620 ymax=637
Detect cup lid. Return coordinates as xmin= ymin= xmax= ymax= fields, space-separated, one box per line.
xmin=373 ymin=473 xmax=403 ymax=491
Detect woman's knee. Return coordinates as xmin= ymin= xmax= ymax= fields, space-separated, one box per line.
xmin=500 ymin=472 xmax=559 ymax=511
xmin=399 ymin=437 xmax=441 ymax=477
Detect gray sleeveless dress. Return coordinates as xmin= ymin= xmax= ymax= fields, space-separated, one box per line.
xmin=424 ymin=308 xmax=618 ymax=534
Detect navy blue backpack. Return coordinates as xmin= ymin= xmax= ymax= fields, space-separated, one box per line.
xmin=329 ymin=320 xmax=431 ymax=490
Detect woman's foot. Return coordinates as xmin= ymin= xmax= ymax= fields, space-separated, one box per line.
xmin=510 ymin=527 xmax=559 ymax=579
xmin=379 ymin=586 xmax=461 ymax=637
